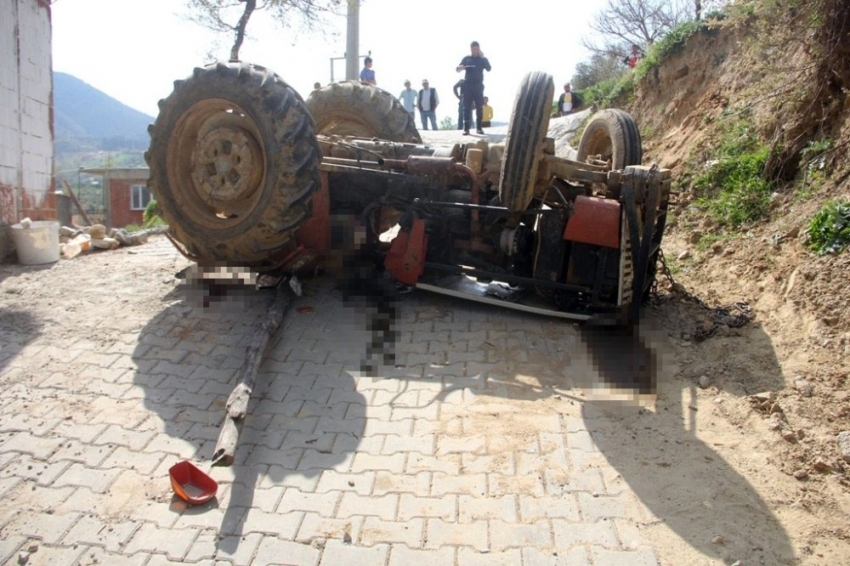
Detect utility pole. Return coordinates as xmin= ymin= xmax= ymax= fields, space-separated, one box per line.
xmin=345 ymin=0 xmax=359 ymax=81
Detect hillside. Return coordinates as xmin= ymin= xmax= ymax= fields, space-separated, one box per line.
xmin=53 ymin=71 xmax=153 ymax=155
xmin=607 ymin=3 xmax=850 ymax=560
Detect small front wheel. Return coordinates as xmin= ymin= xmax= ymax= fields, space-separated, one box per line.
xmin=576 ymin=109 xmax=642 ymax=171
xmin=499 ymin=71 xmax=555 ymax=212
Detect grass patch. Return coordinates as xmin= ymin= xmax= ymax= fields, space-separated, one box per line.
xmin=798 ymin=138 xmax=834 ymax=197
xmin=634 ymin=21 xmax=703 ymax=82
xmin=693 ymin=231 xmax=732 ymax=253
xmin=805 ymin=200 xmax=850 ymax=255
xmin=580 ymin=75 xmax=634 ymax=109
xmin=691 ymin=116 xmax=774 ymax=228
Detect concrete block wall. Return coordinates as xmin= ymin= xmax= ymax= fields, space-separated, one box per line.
xmin=0 ymin=0 xmax=54 ymax=260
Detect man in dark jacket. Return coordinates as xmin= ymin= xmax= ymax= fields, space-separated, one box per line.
xmin=557 ymin=83 xmax=582 ymax=116
xmin=453 ymin=79 xmax=465 ymax=130
xmin=456 ymin=41 xmax=491 ymax=135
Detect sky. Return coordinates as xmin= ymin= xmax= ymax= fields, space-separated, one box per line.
xmin=51 ymin=0 xmax=609 ymax=125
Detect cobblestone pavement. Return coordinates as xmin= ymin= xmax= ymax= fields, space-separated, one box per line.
xmin=0 ymin=236 xmax=666 ymax=565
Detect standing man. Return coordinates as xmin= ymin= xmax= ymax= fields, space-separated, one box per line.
xmin=399 ymin=80 xmax=417 ymax=119
xmin=456 ymin=40 xmax=491 ymax=135
xmin=416 ymin=79 xmax=440 ymax=131
xmin=452 ymin=79 xmax=465 ymax=130
xmin=360 ymin=56 xmax=376 ymax=85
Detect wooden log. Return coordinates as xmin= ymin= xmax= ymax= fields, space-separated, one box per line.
xmin=62 ymin=180 xmax=93 ymax=227
xmin=212 ymin=285 xmax=293 ymax=466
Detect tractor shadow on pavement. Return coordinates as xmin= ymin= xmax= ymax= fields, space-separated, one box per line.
xmin=573 ymin=315 xmax=796 ymax=565
xmin=132 ymin=277 xmax=368 ymax=558
xmin=131 ymin=270 xmax=794 ymax=563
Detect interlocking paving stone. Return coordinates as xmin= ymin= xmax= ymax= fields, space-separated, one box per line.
xmin=0 ymin=237 xmax=675 ymax=564
xmin=590 ymin=546 xmax=660 ymax=566
xmin=0 ymin=431 xmax=64 ymax=459
xmin=296 ymin=512 xmax=363 ymax=545
xmin=53 ymin=463 xmax=121 ymax=493
xmin=371 ymin=470 xmax=431 ymax=497
xmin=1 ymin=510 xmax=81 ymax=544
xmin=335 ymin=492 xmax=398 ymax=521
xmin=522 ymin=546 xmax=592 ymax=566
xmin=123 ymin=522 xmax=200 ymax=560
xmin=425 ymin=518 xmax=489 ymax=551
xmin=457 ymin=546 xmax=523 ymax=566
xmin=61 ymin=513 xmax=138 ymax=553
xmin=387 ymin=544 xmax=455 ymax=566
xmin=458 ymin=494 xmax=518 ymax=523
xmin=201 ymin=531 xmax=262 ymax=565
xmin=0 ymin=453 xmax=70 ymax=485
xmin=359 ymin=516 xmax=424 ymax=547
xmin=318 ymin=539 xmax=388 ymax=566
xmin=277 ymin=488 xmax=339 ymax=517
xmin=397 ymin=494 xmax=457 ymax=522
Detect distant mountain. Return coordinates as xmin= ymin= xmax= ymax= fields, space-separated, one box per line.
xmin=53 ymin=72 xmax=154 ymax=155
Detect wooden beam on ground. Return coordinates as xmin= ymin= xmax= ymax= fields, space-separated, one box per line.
xmin=211 ymin=284 xmax=294 ymax=466
xmin=61 ymin=179 xmax=93 ymax=226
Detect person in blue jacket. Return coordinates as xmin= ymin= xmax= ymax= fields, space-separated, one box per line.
xmin=456 ymin=41 xmax=491 ymax=135
xmin=360 ymin=57 xmax=376 ymax=85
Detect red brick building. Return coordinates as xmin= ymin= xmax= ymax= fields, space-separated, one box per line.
xmin=81 ymin=167 xmax=151 ymax=228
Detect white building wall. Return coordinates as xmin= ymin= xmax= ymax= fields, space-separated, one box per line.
xmin=0 ymin=0 xmax=53 ymax=259
xmin=0 ymin=0 xmax=23 ymax=196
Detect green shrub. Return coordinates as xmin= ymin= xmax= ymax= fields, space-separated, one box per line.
xmin=581 ymin=75 xmax=634 ymax=109
xmin=635 ymin=20 xmax=703 ymax=81
xmin=800 ymin=138 xmax=834 ymax=174
xmin=692 ymin=117 xmax=774 ymax=227
xmin=142 ymin=199 xmax=166 ymax=227
xmin=805 ymin=200 xmax=850 ymax=255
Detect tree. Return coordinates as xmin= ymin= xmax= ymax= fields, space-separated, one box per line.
xmin=571 ymin=52 xmax=625 ymax=90
xmin=582 ymin=0 xmax=727 ymax=61
xmin=185 ymin=0 xmax=345 ymax=61
xmin=439 ymin=116 xmax=456 ymax=131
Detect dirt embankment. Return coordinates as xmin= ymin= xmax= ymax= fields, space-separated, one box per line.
xmin=615 ymin=12 xmax=850 ymax=551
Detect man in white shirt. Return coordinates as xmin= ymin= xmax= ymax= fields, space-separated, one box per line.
xmin=416 ymin=79 xmax=440 ymax=130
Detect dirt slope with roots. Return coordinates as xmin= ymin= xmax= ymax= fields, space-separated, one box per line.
xmin=615 ymin=12 xmax=850 ymax=562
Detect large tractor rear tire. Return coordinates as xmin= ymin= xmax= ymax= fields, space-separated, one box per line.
xmin=145 ymin=61 xmax=321 ymax=270
xmin=499 ymin=71 xmax=555 ymax=212
xmin=306 ymin=81 xmax=421 ymax=143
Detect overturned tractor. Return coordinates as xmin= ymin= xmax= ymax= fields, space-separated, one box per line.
xmin=146 ymin=61 xmax=670 ymax=325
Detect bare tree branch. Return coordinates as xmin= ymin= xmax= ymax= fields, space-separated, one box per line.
xmin=583 ymin=0 xmax=727 ymax=58
xmin=230 ymin=0 xmax=256 ymax=61
xmin=184 ymin=0 xmax=345 ymax=61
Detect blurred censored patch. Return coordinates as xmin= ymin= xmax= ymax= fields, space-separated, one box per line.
xmin=177 ymin=264 xmax=267 ymax=310
xmin=337 ymin=261 xmax=401 ymax=376
xmin=574 ymin=320 xmax=674 ymax=403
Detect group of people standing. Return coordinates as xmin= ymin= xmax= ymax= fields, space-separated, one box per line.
xmin=398 ymin=79 xmax=440 ymax=130
xmin=373 ymin=41 xmax=493 ymax=134
xmin=323 ymin=41 xmax=645 ymax=133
